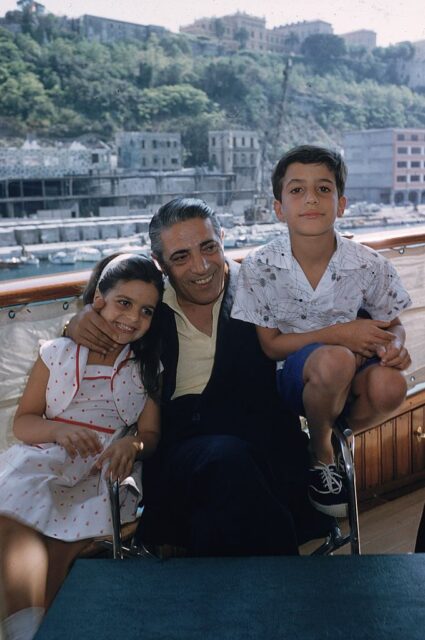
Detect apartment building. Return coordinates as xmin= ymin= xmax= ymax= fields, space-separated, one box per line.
xmin=267 ymin=20 xmax=333 ymax=52
xmin=78 ymin=14 xmax=166 ymax=44
xmin=181 ymin=14 xmax=333 ymax=54
xmin=116 ymin=132 xmax=183 ymax=171
xmin=208 ymin=130 xmax=260 ymax=190
xmin=180 ymin=12 xmax=267 ymax=52
xmin=343 ymin=128 xmax=425 ymax=205
xmin=340 ymin=30 xmax=377 ymax=51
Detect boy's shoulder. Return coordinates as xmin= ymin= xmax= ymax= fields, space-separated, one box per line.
xmin=243 ymin=233 xmax=292 ymax=270
xmin=336 ymin=232 xmax=386 ymax=269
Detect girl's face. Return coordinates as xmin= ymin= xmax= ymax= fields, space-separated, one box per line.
xmin=95 ymin=279 xmax=160 ymax=345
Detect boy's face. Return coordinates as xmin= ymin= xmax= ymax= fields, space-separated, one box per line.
xmin=274 ymin=162 xmax=346 ymax=239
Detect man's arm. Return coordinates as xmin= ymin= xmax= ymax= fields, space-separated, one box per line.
xmin=66 ymin=298 xmax=120 ymax=354
xmin=256 ymin=318 xmax=396 ymax=361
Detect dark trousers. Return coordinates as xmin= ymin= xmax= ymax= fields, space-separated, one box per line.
xmin=415 ymin=504 xmax=425 ymax=552
xmin=140 ymin=434 xmax=299 ymax=556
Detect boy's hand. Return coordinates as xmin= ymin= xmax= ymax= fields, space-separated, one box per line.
xmin=54 ymin=424 xmax=103 ymax=459
xmin=92 ymin=437 xmax=141 ymax=483
xmin=377 ymin=339 xmax=411 ymax=370
xmin=338 ymin=319 xmax=395 ymax=357
xmin=66 ymin=300 xmax=120 ymax=354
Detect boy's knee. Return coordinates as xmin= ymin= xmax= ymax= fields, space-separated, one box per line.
xmin=306 ymin=346 xmax=356 ymax=388
xmin=368 ymin=367 xmax=407 ymax=411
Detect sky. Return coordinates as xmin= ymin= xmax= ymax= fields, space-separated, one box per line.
xmin=1 ymin=0 xmax=424 ymax=47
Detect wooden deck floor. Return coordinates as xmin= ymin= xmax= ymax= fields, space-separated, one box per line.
xmin=300 ymin=486 xmax=425 ymax=555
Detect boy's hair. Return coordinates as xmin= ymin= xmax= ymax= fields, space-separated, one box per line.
xmin=272 ymin=145 xmax=347 ymax=200
xmin=149 ymin=197 xmax=222 ymax=263
xmin=83 ymin=253 xmax=164 ymax=398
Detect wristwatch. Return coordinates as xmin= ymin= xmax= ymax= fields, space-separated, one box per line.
xmin=61 ymin=320 xmax=70 ymax=337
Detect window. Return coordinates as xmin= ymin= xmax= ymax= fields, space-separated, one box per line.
xmin=152 ymin=140 xmax=157 ymax=149
xmin=411 ymin=134 xmax=418 ymax=141
xmin=410 ymin=175 xmax=420 ymax=182
xmin=91 ymin=153 xmax=99 ymax=163
xmin=412 ymin=147 xmax=421 ymax=154
xmin=397 ymin=161 xmax=407 ymax=168
xmin=397 ymin=134 xmax=405 ymax=141
xmin=411 ymin=161 xmax=420 ymax=168
xmin=212 ymin=137 xmax=216 ymax=146
xmin=397 ymin=175 xmax=407 ymax=182
xmin=397 ymin=147 xmax=408 ymax=153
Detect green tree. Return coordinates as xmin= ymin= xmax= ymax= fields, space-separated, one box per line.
xmin=301 ymin=34 xmax=347 ymax=71
xmin=213 ymin=19 xmax=225 ymax=41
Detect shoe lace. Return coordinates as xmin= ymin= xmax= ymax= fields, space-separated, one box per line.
xmin=319 ymin=464 xmax=343 ymax=494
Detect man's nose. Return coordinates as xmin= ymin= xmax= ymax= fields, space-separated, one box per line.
xmin=191 ymin=252 xmax=208 ymax=273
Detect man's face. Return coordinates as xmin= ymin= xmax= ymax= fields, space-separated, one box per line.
xmin=155 ymin=217 xmax=226 ymax=306
xmin=274 ymin=162 xmax=346 ymax=239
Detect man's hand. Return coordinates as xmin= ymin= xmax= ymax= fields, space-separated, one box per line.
xmin=377 ymin=339 xmax=411 ymax=370
xmin=335 ymin=319 xmax=395 ymax=357
xmin=66 ymin=298 xmax=120 ymax=354
xmin=92 ymin=437 xmax=141 ymax=482
xmin=54 ymin=424 xmax=103 ymax=459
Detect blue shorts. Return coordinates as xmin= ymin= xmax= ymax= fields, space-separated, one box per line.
xmin=276 ymin=342 xmax=380 ymax=418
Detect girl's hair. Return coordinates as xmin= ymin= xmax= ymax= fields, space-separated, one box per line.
xmin=83 ymin=253 xmax=164 ymax=398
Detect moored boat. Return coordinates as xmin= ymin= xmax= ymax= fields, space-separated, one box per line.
xmin=48 ymin=250 xmax=77 ymax=265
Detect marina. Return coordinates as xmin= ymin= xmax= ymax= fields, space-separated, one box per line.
xmin=1 ymin=202 xmax=425 ymax=281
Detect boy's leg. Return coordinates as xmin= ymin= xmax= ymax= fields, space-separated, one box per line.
xmin=277 ymin=345 xmax=356 ymax=518
xmin=346 ymin=362 xmax=407 ymax=432
xmin=302 ymin=345 xmax=357 ymax=464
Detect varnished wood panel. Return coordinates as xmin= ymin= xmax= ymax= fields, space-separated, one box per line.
xmin=395 ymin=413 xmax=411 ymax=478
xmin=364 ymin=428 xmax=381 ymax=489
xmin=380 ymin=420 xmax=395 ymax=484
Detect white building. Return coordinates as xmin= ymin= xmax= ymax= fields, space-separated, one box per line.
xmin=116 ymin=132 xmax=183 ymax=171
xmin=343 ymin=128 xmax=425 ymax=205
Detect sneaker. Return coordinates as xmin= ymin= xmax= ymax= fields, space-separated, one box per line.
xmin=308 ymin=463 xmax=348 ymax=518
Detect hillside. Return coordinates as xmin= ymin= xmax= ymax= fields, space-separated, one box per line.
xmin=1 ymin=13 xmax=425 ymax=166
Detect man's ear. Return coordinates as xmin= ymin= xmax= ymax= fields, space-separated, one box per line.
xmin=274 ymin=200 xmax=286 ymax=223
xmin=151 ymin=252 xmax=166 ymax=274
xmin=337 ymin=196 xmax=347 ymax=218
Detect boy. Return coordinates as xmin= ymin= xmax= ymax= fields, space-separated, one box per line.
xmin=231 ymin=145 xmax=412 ymax=517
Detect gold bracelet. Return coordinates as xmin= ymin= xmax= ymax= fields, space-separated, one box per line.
xmin=61 ymin=320 xmax=70 ymax=337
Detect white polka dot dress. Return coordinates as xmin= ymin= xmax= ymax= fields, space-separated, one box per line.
xmin=0 ymin=339 xmax=148 ymax=542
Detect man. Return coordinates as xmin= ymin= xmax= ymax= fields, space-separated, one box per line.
xmin=68 ymin=198 xmax=330 ymax=556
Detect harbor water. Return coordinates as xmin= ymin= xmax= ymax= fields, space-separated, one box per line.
xmin=0 ymin=219 xmax=424 ymax=283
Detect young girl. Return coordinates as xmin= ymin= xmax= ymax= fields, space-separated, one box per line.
xmin=0 ymin=253 xmax=164 ymax=640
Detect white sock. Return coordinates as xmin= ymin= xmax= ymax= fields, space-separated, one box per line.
xmin=3 ymin=607 xmax=45 ymax=640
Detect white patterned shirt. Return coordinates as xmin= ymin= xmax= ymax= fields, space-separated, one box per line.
xmin=231 ymin=231 xmax=411 ymax=341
